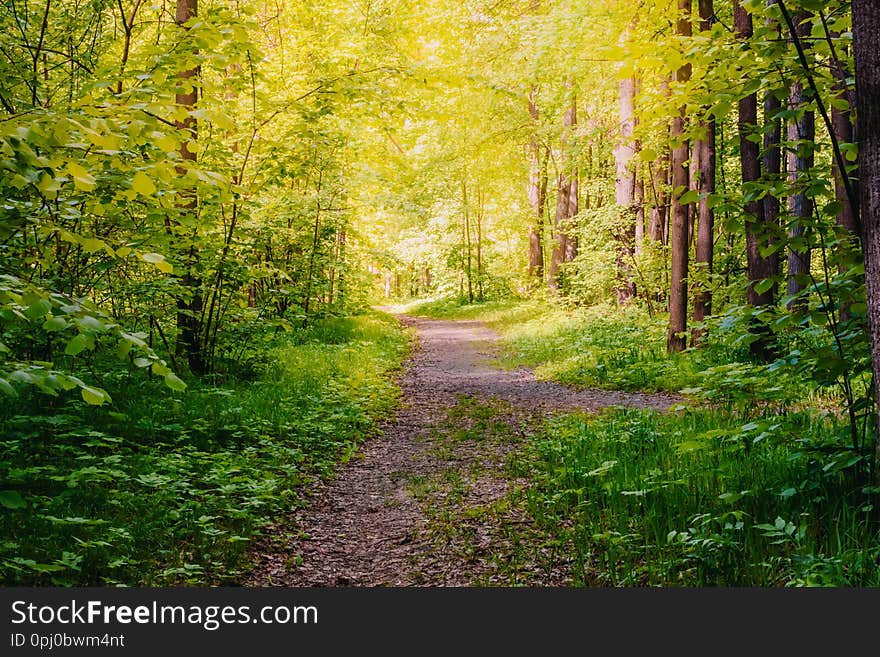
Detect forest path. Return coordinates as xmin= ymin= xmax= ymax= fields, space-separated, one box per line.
xmin=244 ymin=314 xmax=679 ymax=586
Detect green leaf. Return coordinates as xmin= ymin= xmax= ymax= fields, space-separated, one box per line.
xmin=753 ymin=278 xmax=774 ymax=295
xmin=0 ymin=377 xmax=16 ymax=397
xmin=43 ymin=316 xmax=67 ymax=332
xmin=132 ymin=171 xmax=157 ymax=196
xmin=141 ymin=252 xmax=173 ymax=274
xmin=64 ymin=334 xmax=90 ymax=356
xmin=679 ymin=189 xmax=700 ymax=205
xmin=67 ymin=161 xmax=96 ymax=191
xmin=81 ymin=385 xmax=110 ymax=405
xmin=164 ymin=372 xmax=187 ymax=392
xmin=26 ymin=298 xmax=52 ymax=321
xmin=0 ymin=490 xmax=26 ymax=509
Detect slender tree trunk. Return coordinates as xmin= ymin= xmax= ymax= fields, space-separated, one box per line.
xmin=832 ymin=102 xmax=857 ymax=238
xmin=476 ymin=188 xmax=484 ymax=302
xmin=648 ymin=155 xmax=668 ymax=243
xmin=549 ymin=91 xmax=578 ymax=292
xmin=735 ymin=0 xmax=777 ymax=360
xmin=691 ymin=0 xmax=716 ymax=347
xmin=786 ymin=13 xmax=815 ymax=311
xmin=174 ymin=0 xmax=204 ymax=374
xmin=763 ymin=0 xmax=782 ymax=245
xmin=463 ymin=179 xmax=474 ymax=304
xmin=527 ymin=87 xmax=546 ymax=285
xmin=615 ymin=75 xmax=637 ymax=304
xmin=667 ymin=0 xmax=691 ymax=353
xmin=853 ymin=0 xmax=880 ymax=483
xmin=635 ymin=176 xmax=645 ymax=255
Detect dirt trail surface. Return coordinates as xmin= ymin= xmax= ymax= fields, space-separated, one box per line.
xmin=245 ymin=315 xmax=679 ymax=586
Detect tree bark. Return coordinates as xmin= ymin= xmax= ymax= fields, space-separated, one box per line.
xmin=549 ymin=92 xmax=578 ymax=292
xmin=735 ymin=0 xmax=777 ymax=360
xmin=667 ymin=0 xmax=691 ymax=354
xmin=614 ymin=75 xmax=637 ymax=303
xmin=691 ymin=0 xmax=715 ymax=346
xmin=852 ymin=0 xmax=880 ymax=482
xmin=786 ymin=13 xmax=815 ymax=312
xmin=174 ymin=0 xmax=204 ymax=374
xmin=463 ymin=179 xmax=474 ymax=304
xmin=527 ymin=87 xmax=546 ymax=285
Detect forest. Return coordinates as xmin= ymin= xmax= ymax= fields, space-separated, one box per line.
xmin=2 ymin=0 xmax=880 ymax=587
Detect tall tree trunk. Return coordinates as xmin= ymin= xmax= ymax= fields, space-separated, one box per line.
xmin=832 ymin=97 xmax=857 ymax=237
xmin=667 ymin=0 xmax=691 ymax=354
xmin=463 ymin=179 xmax=474 ymax=304
xmin=549 ymin=92 xmax=578 ymax=292
xmin=174 ymin=0 xmax=204 ymax=374
xmin=852 ymin=0 xmax=880 ymax=482
xmin=691 ymin=0 xmax=716 ymax=346
xmin=648 ymin=154 xmax=668 ymax=243
xmin=476 ymin=188 xmax=485 ymax=302
xmin=635 ymin=177 xmax=645 ymax=255
xmin=735 ymin=0 xmax=777 ymax=360
xmin=786 ymin=13 xmax=815 ymax=311
xmin=614 ymin=75 xmax=637 ymax=304
xmin=763 ymin=0 xmax=782 ymax=245
xmin=527 ymin=87 xmax=546 ymax=285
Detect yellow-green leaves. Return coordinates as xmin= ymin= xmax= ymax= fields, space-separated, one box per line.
xmin=66 ymin=161 xmax=96 ymax=191
xmin=132 ymin=171 xmax=157 ymax=196
xmin=80 ymin=385 xmax=111 ymax=405
xmin=140 ymin=252 xmax=173 ymax=274
xmin=164 ymin=372 xmax=187 ymax=392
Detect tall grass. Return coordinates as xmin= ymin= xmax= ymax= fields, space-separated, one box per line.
xmin=523 ymin=408 xmax=880 ymax=586
xmin=0 ymin=312 xmax=409 ymax=585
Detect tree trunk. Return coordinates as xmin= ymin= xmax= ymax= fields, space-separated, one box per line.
xmin=667 ymin=0 xmax=691 ymax=354
xmin=614 ymin=75 xmax=637 ymax=304
xmin=476 ymin=188 xmax=485 ymax=302
xmin=549 ymin=92 xmax=578 ymax=292
xmin=463 ymin=179 xmax=474 ymax=304
xmin=735 ymin=0 xmax=777 ymax=360
xmin=527 ymin=87 xmax=546 ymax=285
xmin=635 ymin=176 xmax=645 ymax=255
xmin=174 ymin=0 xmax=204 ymax=374
xmin=786 ymin=14 xmax=815 ymax=312
xmin=648 ymin=154 xmax=668 ymax=243
xmin=691 ymin=0 xmax=716 ymax=347
xmin=853 ymin=0 xmax=880 ymax=482
xmin=763 ymin=0 xmax=782 ymax=247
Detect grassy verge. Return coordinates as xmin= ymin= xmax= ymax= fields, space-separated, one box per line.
xmin=518 ymin=407 xmax=879 ymax=586
xmin=0 ymin=311 xmax=409 ymax=585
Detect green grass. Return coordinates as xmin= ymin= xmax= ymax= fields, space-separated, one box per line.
xmin=520 ymin=407 xmax=880 ymax=586
xmin=397 ymin=295 xmax=879 ymax=586
xmin=0 ymin=311 xmax=409 ymax=585
xmin=396 ymin=296 xmax=747 ymax=394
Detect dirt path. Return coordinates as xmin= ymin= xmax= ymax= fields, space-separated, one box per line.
xmin=244 ymin=315 xmax=679 ymax=586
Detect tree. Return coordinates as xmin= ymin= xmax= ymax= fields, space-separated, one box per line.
xmin=735 ymin=0 xmax=777 ymax=360
xmin=691 ymin=0 xmax=715 ymax=346
xmin=852 ymin=0 xmax=880 ymax=481
xmin=785 ymin=11 xmax=815 ymax=312
xmin=614 ymin=74 xmax=637 ymax=303
xmin=667 ymin=0 xmax=691 ymax=354
xmin=173 ymin=0 xmax=204 ymax=374
xmin=549 ymin=91 xmax=579 ymax=292
xmin=527 ymin=87 xmax=548 ymax=286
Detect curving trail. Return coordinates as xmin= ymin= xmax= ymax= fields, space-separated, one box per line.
xmin=244 ymin=315 xmax=679 ymax=586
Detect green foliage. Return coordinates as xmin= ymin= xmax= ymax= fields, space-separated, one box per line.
xmin=521 ymin=408 xmax=880 ymax=586
xmin=0 ymin=312 xmax=408 ymax=585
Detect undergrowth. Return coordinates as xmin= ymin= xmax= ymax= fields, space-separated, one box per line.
xmin=519 ymin=407 xmax=880 ymax=586
xmin=0 ymin=311 xmax=409 ymax=585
